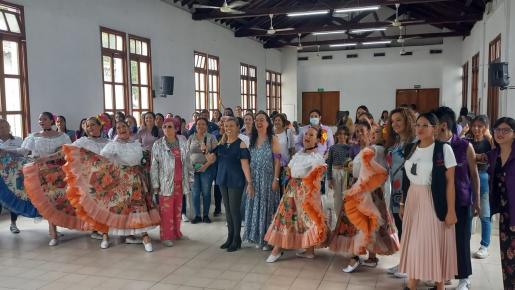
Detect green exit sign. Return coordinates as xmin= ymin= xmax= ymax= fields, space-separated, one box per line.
xmin=317 ymin=88 xmax=324 ymax=92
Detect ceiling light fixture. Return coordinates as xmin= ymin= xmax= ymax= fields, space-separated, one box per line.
xmin=350 ymin=27 xmax=387 ymax=33
xmin=312 ymin=30 xmax=347 ymax=35
xmin=362 ymin=40 xmax=392 ymax=45
xmin=334 ymin=5 xmax=380 ymax=13
xmin=329 ymin=43 xmax=357 ymax=47
xmin=287 ymin=10 xmax=329 ymax=17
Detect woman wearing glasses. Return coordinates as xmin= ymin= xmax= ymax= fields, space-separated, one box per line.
xmin=399 ymin=112 xmax=458 ymax=290
xmin=485 ymin=117 xmax=515 ymax=290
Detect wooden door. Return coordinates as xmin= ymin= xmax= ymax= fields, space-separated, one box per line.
xmin=396 ymin=89 xmax=418 ymax=108
xmin=488 ymin=34 xmax=501 ymax=121
xmin=417 ymin=88 xmax=440 ymax=113
xmin=301 ymin=91 xmax=340 ymax=125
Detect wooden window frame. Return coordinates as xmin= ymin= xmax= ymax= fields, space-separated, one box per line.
xmin=461 ymin=62 xmax=468 ymax=110
xmin=487 ymin=34 xmax=501 ymax=121
xmin=194 ymin=51 xmax=220 ymax=117
xmin=240 ymin=63 xmax=257 ymax=114
xmin=128 ymin=34 xmax=152 ymax=124
xmin=100 ymin=26 xmax=128 ymax=116
xmin=0 ymin=0 xmax=29 ymax=137
xmin=471 ymin=53 xmax=479 ymax=114
xmin=266 ymin=70 xmax=282 ymax=114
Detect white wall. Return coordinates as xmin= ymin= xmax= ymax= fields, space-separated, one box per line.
xmin=461 ymin=0 xmax=515 ymax=117
xmin=297 ymin=42 xmax=463 ymax=120
xmin=280 ymin=47 xmax=298 ymax=121
xmin=12 ymin=0 xmax=282 ymax=130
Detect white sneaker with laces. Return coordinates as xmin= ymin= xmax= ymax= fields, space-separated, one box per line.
xmin=457 ymin=279 xmax=471 ymax=290
xmin=182 ymin=214 xmax=190 ymax=222
xmin=342 ymin=258 xmax=361 ymax=273
xmin=386 ymin=264 xmax=398 ymax=274
xmin=143 ymin=242 xmax=153 ymax=252
xmin=48 ymin=239 xmax=58 ymax=246
xmin=100 ymin=239 xmax=109 ymax=249
xmin=473 ymin=246 xmax=489 ymax=259
xmin=266 ymin=252 xmax=283 ymax=263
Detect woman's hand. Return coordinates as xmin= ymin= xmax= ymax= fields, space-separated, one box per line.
xmin=247 ymin=183 xmax=255 ymax=198
xmin=510 ymin=226 xmax=515 ymax=232
xmin=328 ymin=179 xmax=335 ymax=189
xmin=445 ymin=210 xmax=458 ymax=226
xmin=197 ymin=165 xmax=208 ymax=173
xmin=205 ymin=153 xmax=216 ymax=163
xmin=272 ymin=180 xmax=279 ymax=192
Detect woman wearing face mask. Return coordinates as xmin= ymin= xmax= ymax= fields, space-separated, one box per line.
xmin=22 ymin=112 xmax=92 ymax=247
xmin=264 ymin=126 xmax=327 ymax=263
xmin=295 ymin=110 xmax=334 ymax=156
xmin=0 ymin=119 xmax=28 ymax=234
xmin=329 ymin=120 xmax=399 ymax=273
xmin=485 ymin=117 xmax=515 ymax=290
xmin=56 ymin=115 xmax=76 ymax=142
xmin=63 ymin=121 xmax=160 ymax=252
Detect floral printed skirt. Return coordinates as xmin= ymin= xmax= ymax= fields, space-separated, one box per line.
xmin=0 ymin=150 xmax=39 ymax=217
xmin=62 ymin=145 xmax=160 ymax=235
xmin=264 ymin=166 xmax=328 ymax=249
xmin=23 ymin=151 xmax=90 ymax=230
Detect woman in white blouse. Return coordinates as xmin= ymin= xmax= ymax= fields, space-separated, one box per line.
xmin=273 ymin=113 xmax=295 ymax=196
xmin=0 ymin=119 xmax=24 ymax=233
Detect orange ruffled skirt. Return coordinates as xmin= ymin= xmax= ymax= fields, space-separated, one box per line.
xmin=264 ymin=165 xmax=328 ymax=249
xmin=62 ymin=145 xmax=160 ymax=235
xmin=23 ymin=152 xmax=91 ymax=230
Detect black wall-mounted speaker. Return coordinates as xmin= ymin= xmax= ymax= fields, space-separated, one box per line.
xmin=489 ymin=62 xmax=509 ymax=88
xmin=159 ymin=76 xmax=174 ymax=96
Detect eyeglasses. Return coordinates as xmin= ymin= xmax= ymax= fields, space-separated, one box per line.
xmin=414 ymin=124 xmax=434 ymax=129
xmin=494 ymin=127 xmax=513 ymax=135
xmin=162 ymin=125 xmax=175 ymax=129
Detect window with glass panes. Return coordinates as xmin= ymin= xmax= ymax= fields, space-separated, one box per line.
xmin=0 ymin=1 xmax=29 ymax=137
xmin=266 ymin=70 xmax=281 ymax=114
xmin=100 ymin=27 xmax=127 ymax=116
xmin=194 ymin=51 xmax=219 ymax=117
xmin=240 ymin=63 xmax=256 ymax=113
xmin=129 ymin=35 xmax=152 ymax=125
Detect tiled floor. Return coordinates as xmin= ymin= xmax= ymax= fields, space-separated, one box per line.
xmin=0 ymin=214 xmax=503 ymax=290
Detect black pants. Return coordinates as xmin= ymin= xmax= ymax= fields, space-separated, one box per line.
xmin=392 ymin=212 xmax=402 ymax=241
xmin=455 ymin=205 xmax=472 ymax=279
xmin=214 ymin=185 xmax=222 ymax=213
xmin=220 ymin=186 xmax=243 ymax=246
xmin=0 ymin=205 xmax=18 ymax=223
xmin=181 ymin=194 xmax=187 ymax=215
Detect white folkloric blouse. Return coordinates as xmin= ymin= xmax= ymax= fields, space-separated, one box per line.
xmin=288 ymin=151 xmax=325 ymax=179
xmin=0 ymin=136 xmax=23 ymax=151
xmin=21 ymin=133 xmax=71 ymax=157
xmin=100 ymin=140 xmax=143 ymax=166
xmin=72 ymin=137 xmax=109 ymax=155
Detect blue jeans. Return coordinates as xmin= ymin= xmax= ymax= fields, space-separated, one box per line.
xmin=479 ymin=171 xmax=491 ymax=247
xmin=192 ymin=171 xmax=214 ymax=217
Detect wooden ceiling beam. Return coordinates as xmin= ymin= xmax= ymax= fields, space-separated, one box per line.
xmin=264 ymin=31 xmax=464 ymax=48
xmin=192 ymin=0 xmax=455 ymax=20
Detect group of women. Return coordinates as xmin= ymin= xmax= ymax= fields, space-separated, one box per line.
xmin=0 ymin=105 xmax=513 ymax=290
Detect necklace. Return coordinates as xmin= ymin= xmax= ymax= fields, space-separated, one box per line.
xmin=305 ymin=145 xmax=317 ymax=151
xmin=166 ymin=139 xmax=178 ymax=149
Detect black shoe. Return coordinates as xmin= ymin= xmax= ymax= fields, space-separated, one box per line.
xmin=191 ymin=216 xmax=202 ymax=224
xmin=220 ymin=237 xmax=233 ymax=249
xmin=203 ymin=216 xmax=212 ymax=223
xmin=213 ymin=210 xmax=221 ymax=217
xmin=227 ymin=242 xmax=241 ymax=252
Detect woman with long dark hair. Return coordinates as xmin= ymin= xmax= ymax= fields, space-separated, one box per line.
xmin=136 ymin=112 xmax=163 ymax=151
xmin=56 ymin=115 xmax=76 ymax=142
xmin=75 ymin=118 xmax=88 ymax=139
xmin=486 ymin=117 xmax=515 ymax=290
xmin=243 ymin=111 xmax=281 ymax=250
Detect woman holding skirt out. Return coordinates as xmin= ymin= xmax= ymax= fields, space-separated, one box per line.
xmin=264 ymin=126 xmax=327 ymax=263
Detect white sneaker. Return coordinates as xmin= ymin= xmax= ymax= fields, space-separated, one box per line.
xmin=296 ymin=251 xmax=315 ymax=259
xmin=342 ymin=258 xmax=361 ymax=273
xmin=393 ymin=271 xmax=408 ymax=278
xmin=48 ymin=239 xmax=58 ymax=246
xmin=100 ymin=239 xmax=109 ymax=249
xmin=386 ymin=264 xmax=398 ymax=274
xmin=162 ymin=240 xmax=174 ymax=247
xmin=143 ymin=242 xmax=153 ymax=252
xmin=182 ymin=214 xmax=190 ymax=222
xmin=473 ymin=246 xmax=489 ymax=259
xmin=457 ymin=279 xmax=471 ymax=290
xmin=125 ymin=236 xmax=143 ymax=244
xmin=266 ymin=252 xmax=283 ymax=263
xmin=90 ymin=232 xmax=103 ymax=240
xmin=262 ymin=245 xmax=272 ymax=251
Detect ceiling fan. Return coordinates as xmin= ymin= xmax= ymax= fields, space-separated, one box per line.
xmin=390 ymin=4 xmax=402 ymax=27
xmin=193 ymin=0 xmax=248 ymax=14
xmin=396 ymin=25 xmax=420 ymax=44
xmin=286 ymin=33 xmax=317 ymax=51
xmin=251 ymin=14 xmax=295 ymax=35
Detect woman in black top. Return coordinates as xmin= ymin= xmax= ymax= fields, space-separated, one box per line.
xmin=208 ymin=117 xmax=253 ymax=252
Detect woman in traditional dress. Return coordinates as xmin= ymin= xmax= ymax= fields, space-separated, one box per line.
xmin=21 ymin=112 xmax=85 ymax=247
xmin=243 ymin=111 xmax=281 ymax=250
xmin=63 ymin=120 xmax=160 ymax=252
xmin=399 ymin=112 xmax=458 ymax=290
xmin=264 ymin=126 xmax=327 ymax=263
xmin=151 ymin=117 xmax=191 ymax=247
xmin=329 ymin=120 xmax=399 ymax=273
xmin=0 ymin=118 xmax=28 ymax=233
